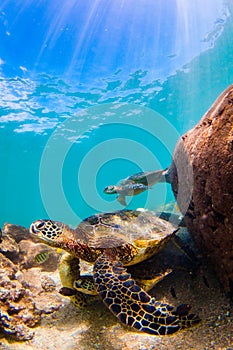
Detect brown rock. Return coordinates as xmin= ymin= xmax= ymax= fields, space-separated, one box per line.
xmin=0 ymin=253 xmax=41 ymax=340
xmin=2 ymin=223 xmax=30 ymax=243
xmin=0 ymin=225 xmax=60 ymax=271
xmin=18 ymin=240 xmax=60 ymax=271
xmin=0 ymin=227 xmax=62 ymax=341
xmin=0 ymin=233 xmax=19 ymax=263
xmin=170 ymin=85 xmax=233 ymax=292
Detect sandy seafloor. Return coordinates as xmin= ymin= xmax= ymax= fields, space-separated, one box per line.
xmin=0 ymin=236 xmax=232 ymax=350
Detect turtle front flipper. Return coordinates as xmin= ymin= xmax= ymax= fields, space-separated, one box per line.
xmin=59 ymin=253 xmax=87 ymax=308
xmin=117 ymin=195 xmax=127 ymax=206
xmin=93 ymin=251 xmax=191 ymax=335
xmin=73 ymin=269 xmax=172 ymax=295
xmin=137 ymin=269 xmax=172 ymax=292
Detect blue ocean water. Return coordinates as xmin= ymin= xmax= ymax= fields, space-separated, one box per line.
xmin=0 ymin=0 xmax=233 ymax=228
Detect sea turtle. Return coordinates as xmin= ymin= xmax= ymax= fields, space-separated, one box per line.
xmin=29 ymin=209 xmax=200 ymax=335
xmin=104 ymin=168 xmax=171 ymax=205
xmin=104 ymin=183 xmax=150 ymax=206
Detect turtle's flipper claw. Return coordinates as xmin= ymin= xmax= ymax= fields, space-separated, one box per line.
xmin=93 ymin=252 xmax=183 ymax=335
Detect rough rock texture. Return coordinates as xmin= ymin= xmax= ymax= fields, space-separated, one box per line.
xmin=0 ymin=224 xmax=63 ymax=341
xmin=2 ymin=224 xmax=60 ymax=270
xmin=0 ymin=252 xmax=41 ymax=341
xmin=170 ymin=85 xmax=233 ymax=292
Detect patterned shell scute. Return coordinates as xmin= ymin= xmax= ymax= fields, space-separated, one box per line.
xmin=75 ymin=210 xmax=176 ymax=249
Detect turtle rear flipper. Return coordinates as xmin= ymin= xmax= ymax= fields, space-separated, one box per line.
xmin=93 ymin=252 xmax=183 ymax=335
xmin=73 ymin=269 xmax=172 ymax=295
xmin=137 ymin=269 xmax=172 ymax=292
xmin=59 ymin=253 xmax=88 ymax=307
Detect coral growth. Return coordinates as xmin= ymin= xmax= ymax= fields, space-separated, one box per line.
xmin=0 ymin=224 xmax=62 ymax=341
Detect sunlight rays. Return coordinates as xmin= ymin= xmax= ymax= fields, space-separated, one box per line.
xmin=0 ymin=0 xmax=229 ymax=80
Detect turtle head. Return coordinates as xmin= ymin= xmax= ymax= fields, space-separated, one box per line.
xmin=29 ymin=220 xmax=65 ymax=247
xmin=104 ymin=185 xmax=118 ymax=194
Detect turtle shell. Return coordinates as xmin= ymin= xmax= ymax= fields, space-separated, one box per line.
xmin=121 ymin=169 xmax=170 ymax=187
xmin=76 ymin=209 xmax=177 ymax=251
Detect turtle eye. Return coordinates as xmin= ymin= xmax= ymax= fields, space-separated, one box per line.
xmin=37 ymin=221 xmax=45 ymax=229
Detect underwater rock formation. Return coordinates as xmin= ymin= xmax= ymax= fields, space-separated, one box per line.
xmin=0 ymin=224 xmax=62 ymax=341
xmin=2 ymin=224 xmax=60 ymax=271
xmin=170 ymin=85 xmax=233 ymax=292
xmin=0 ymin=251 xmax=40 ymax=340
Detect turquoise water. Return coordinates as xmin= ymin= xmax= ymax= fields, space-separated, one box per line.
xmin=1 ymin=1 xmax=233 ymax=228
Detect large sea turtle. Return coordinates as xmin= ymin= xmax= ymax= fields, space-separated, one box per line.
xmin=104 ymin=168 xmax=171 ymax=205
xmin=29 ymin=209 xmax=200 ymax=335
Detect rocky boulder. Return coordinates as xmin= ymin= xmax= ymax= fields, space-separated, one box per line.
xmin=170 ymin=85 xmax=233 ymax=292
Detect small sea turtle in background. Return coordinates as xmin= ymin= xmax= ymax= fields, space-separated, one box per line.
xmin=30 ymin=209 xmax=200 ymax=335
xmin=104 ymin=168 xmax=171 ymax=205
xmin=104 ymin=183 xmax=150 ymax=206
